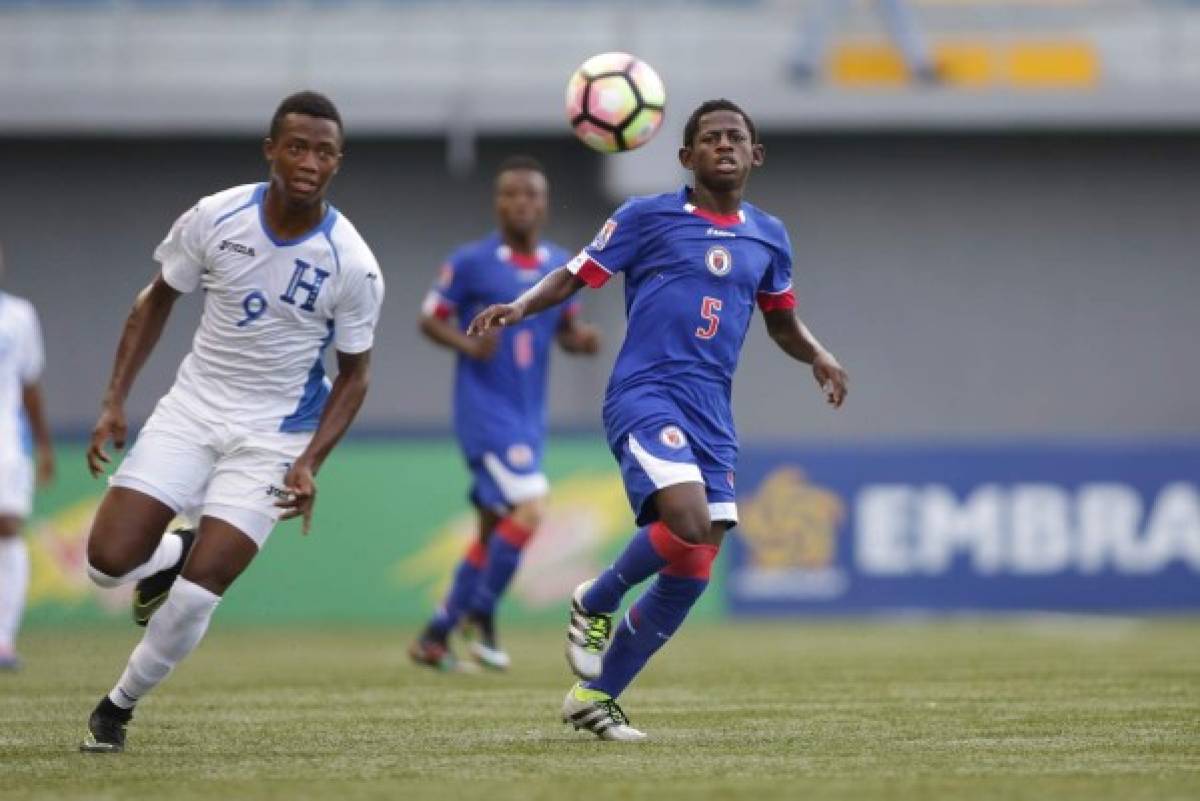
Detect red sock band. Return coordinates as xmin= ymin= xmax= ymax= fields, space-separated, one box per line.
xmin=648 ymin=522 xmax=720 ymax=580
xmin=495 ymin=517 xmax=535 ymax=548
xmin=465 ymin=538 xmax=487 ymax=568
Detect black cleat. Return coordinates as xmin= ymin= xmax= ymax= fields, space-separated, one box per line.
xmin=80 ymin=696 xmax=133 ymax=753
xmin=132 ymin=528 xmax=195 ymax=627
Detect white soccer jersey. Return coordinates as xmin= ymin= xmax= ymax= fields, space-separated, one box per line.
xmin=0 ymin=292 xmax=44 ymax=463
xmin=155 ymin=183 xmax=384 ymax=432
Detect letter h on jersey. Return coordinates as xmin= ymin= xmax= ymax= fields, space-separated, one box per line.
xmin=280 ymin=260 xmax=331 ymax=312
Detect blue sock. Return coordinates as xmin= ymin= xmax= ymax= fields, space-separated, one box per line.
xmin=582 ymin=525 xmax=670 ymax=614
xmin=585 ymin=573 xmax=710 ymax=698
xmin=425 ymin=540 xmax=486 ymax=640
xmin=468 ymin=518 xmax=533 ymax=618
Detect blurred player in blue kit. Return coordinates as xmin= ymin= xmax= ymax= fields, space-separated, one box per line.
xmin=471 ymin=100 xmax=849 ymax=739
xmin=409 ymin=156 xmax=600 ymax=672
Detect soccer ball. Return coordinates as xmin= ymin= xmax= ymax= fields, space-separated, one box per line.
xmin=565 ymin=52 xmax=666 ymax=153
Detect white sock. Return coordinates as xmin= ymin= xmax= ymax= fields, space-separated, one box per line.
xmin=107 ymin=577 xmax=219 ymax=709
xmin=87 ymin=532 xmax=184 ymax=588
xmin=0 ymin=537 xmax=30 ymax=652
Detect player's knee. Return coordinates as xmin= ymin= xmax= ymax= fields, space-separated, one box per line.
xmin=508 ymin=498 xmax=545 ymax=533
xmin=659 ymin=510 xmax=711 ymax=546
xmin=0 ymin=517 xmax=22 ymax=538
xmin=180 ymin=560 xmax=238 ymax=597
xmin=85 ymin=539 xmax=130 ymax=587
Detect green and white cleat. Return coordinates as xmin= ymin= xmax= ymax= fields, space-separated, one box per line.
xmin=463 ymin=612 xmax=511 ymax=672
xmin=468 ymin=639 xmax=511 ymax=672
xmin=566 ymin=580 xmax=612 ymax=680
xmin=561 ymin=683 xmax=646 ymax=742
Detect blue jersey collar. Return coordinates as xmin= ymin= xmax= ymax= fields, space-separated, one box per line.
xmin=254 ymin=183 xmax=339 ymax=247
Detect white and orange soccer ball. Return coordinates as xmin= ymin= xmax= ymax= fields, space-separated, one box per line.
xmin=565 ymin=52 xmax=666 ymax=153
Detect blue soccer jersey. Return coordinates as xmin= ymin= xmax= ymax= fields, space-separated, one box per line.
xmin=566 ymin=187 xmax=796 ymax=525
xmin=423 ymin=233 xmax=578 ymax=505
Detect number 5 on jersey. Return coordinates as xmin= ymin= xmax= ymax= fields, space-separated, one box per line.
xmin=696 ymin=296 xmax=722 ymax=340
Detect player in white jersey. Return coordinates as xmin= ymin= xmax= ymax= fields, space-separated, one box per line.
xmin=0 ymin=242 xmax=55 ymax=671
xmin=78 ymin=92 xmax=385 ymax=753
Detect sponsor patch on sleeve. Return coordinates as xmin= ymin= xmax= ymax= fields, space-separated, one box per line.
xmin=590 ymin=218 xmax=618 ymax=251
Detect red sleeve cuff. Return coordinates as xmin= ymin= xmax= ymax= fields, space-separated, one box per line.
xmin=568 ymin=253 xmax=613 ymax=289
xmin=421 ymin=291 xmax=456 ymax=320
xmin=757 ymin=288 xmax=796 ymax=312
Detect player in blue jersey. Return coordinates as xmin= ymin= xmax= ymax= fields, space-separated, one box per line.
xmin=409 ymin=156 xmax=600 ymax=672
xmin=470 ymin=100 xmax=849 ymax=739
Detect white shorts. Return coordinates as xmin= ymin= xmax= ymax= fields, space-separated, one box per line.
xmin=0 ymin=457 xmax=33 ymax=518
xmin=110 ymin=393 xmax=311 ymax=548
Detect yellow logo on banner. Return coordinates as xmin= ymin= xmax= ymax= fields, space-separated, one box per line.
xmin=738 ymin=468 xmax=844 ymax=571
xmin=26 ymin=495 xmax=137 ymax=614
xmin=395 ymin=472 xmax=631 ymax=608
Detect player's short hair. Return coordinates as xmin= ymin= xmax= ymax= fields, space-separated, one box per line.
xmin=683 ymin=99 xmax=758 ymax=147
xmin=269 ymin=91 xmax=343 ymax=141
xmin=496 ymin=155 xmax=547 ymax=178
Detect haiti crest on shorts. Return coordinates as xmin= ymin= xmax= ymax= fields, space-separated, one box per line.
xmin=659 ymin=425 xmax=687 ymax=449
xmin=705 ymin=245 xmax=732 ymax=277
xmin=507 ymin=443 xmax=534 ymax=468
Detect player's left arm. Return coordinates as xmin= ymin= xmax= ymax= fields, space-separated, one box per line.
xmin=277 ymin=248 xmax=384 ymax=534
xmin=277 ymin=348 xmax=372 ymax=535
xmin=763 ymin=309 xmax=848 ymax=408
xmin=555 ymin=304 xmax=601 ymax=355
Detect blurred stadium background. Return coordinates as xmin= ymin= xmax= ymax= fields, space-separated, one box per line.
xmin=1 ymin=3 xmax=1198 ymax=796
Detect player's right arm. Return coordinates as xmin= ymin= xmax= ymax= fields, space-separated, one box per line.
xmin=468 ymin=267 xmax=585 ymax=335
xmin=470 ymin=199 xmax=642 ymax=335
xmin=419 ymin=258 xmax=498 ymax=360
xmin=88 ymin=200 xmax=207 ymax=477
xmin=87 ymin=276 xmax=181 ymax=477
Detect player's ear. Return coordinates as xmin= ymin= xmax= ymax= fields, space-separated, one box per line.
xmin=678 ymin=145 xmax=694 ymax=170
xmin=262 ymin=138 xmax=274 ymax=164
xmin=751 ymin=143 xmax=765 ymax=168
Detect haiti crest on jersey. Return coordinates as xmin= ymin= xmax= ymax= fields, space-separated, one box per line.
xmin=659 ymin=425 xmax=688 ymax=449
xmin=705 ymin=245 xmax=733 ymax=277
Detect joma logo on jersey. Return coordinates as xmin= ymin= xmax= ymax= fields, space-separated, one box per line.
xmin=706 ymin=227 xmax=737 ymax=239
xmin=706 ymin=245 xmax=733 ymax=277
xmin=280 ymin=259 xmax=330 ymax=312
xmin=218 ymin=239 xmax=257 ymax=257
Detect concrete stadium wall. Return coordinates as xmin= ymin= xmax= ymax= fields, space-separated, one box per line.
xmin=1 ymin=132 xmax=1197 ymax=440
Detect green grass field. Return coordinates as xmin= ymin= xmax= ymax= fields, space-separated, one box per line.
xmin=3 ymin=620 xmax=1198 ymax=801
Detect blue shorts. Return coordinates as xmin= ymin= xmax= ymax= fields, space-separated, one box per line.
xmin=612 ymin=423 xmax=738 ymax=528
xmin=463 ymin=440 xmax=549 ymax=515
